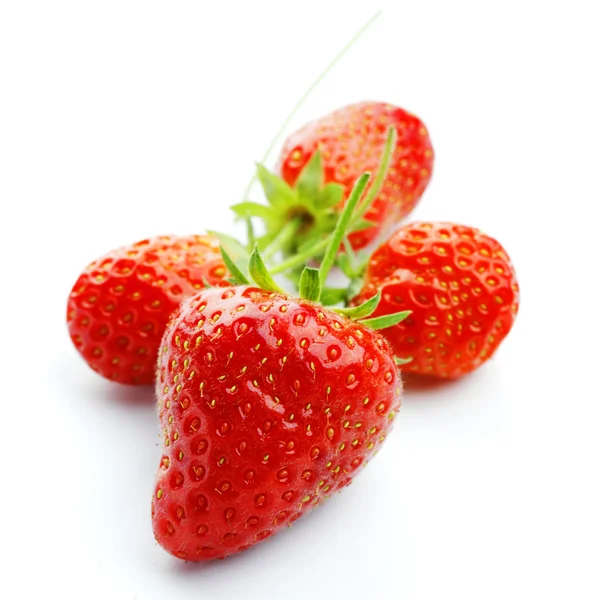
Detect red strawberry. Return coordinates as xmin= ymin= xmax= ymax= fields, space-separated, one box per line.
xmin=352 ymin=222 xmax=519 ymax=379
xmin=151 ymin=285 xmax=402 ymax=561
xmin=67 ymin=235 xmax=229 ymax=385
xmin=277 ymin=101 xmax=434 ymax=250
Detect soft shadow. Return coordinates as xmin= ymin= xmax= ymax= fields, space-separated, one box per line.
xmin=168 ymin=507 xmax=313 ymax=575
xmin=401 ymin=372 xmax=466 ymax=394
xmin=51 ymin=351 xmax=160 ymax=572
xmin=166 ymin=476 xmax=375 ymax=577
xmin=163 ymin=488 xmax=349 ymax=576
xmin=55 ymin=353 xmax=156 ymax=408
xmin=107 ymin=382 xmax=156 ymax=405
xmin=172 ymin=544 xmax=258 ymax=575
xmin=400 ymin=366 xmax=489 ymax=401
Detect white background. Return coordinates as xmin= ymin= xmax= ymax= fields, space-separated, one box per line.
xmin=1 ymin=1 xmax=599 ymax=598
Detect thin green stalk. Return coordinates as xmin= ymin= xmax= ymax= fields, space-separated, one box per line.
xmin=354 ymin=126 xmax=397 ymax=222
xmin=261 ymin=218 xmax=302 ymax=261
xmin=342 ymin=238 xmax=359 ymax=277
xmin=270 ymin=127 xmax=394 ymax=276
xmin=240 ymin=11 xmax=381 ymax=204
xmin=270 ymin=237 xmax=329 ymax=275
xmin=318 ymin=173 xmax=370 ymax=294
xmin=246 ymin=218 xmax=256 ymax=251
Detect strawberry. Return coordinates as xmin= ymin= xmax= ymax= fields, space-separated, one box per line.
xmin=277 ymin=101 xmax=434 ymax=250
xmin=67 ymin=235 xmax=229 ymax=385
xmin=151 ymin=285 xmax=402 ymax=561
xmin=151 ymin=178 xmax=409 ymax=561
xmin=352 ymin=222 xmax=520 ymax=379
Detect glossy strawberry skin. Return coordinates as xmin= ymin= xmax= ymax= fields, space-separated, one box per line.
xmin=352 ymin=223 xmax=519 ymax=379
xmin=67 ymin=235 xmax=229 ymax=385
xmin=152 ymin=286 xmax=402 ymax=561
xmin=278 ymin=102 xmax=434 ymax=249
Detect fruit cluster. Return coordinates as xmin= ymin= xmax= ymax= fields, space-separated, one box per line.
xmin=67 ymin=101 xmax=519 ymax=562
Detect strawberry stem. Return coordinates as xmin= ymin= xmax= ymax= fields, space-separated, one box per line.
xmin=341 ymin=238 xmax=359 ymax=277
xmin=246 ymin=219 xmax=256 ymax=251
xmin=353 ymin=126 xmax=397 ymax=225
xmin=318 ymin=173 xmax=371 ymax=296
xmin=261 ymin=217 xmax=302 ymax=261
xmin=270 ymin=238 xmax=328 ymax=276
xmin=239 ymin=11 xmax=382 ymax=248
xmin=270 ymin=126 xmax=397 ymax=278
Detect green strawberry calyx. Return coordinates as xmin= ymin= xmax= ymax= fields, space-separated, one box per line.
xmin=238 ymin=11 xmax=383 ymax=250
xmin=220 ymin=167 xmax=410 ymax=335
xmin=232 ymin=150 xmax=346 ymax=256
xmin=231 ymin=125 xmax=397 ymax=262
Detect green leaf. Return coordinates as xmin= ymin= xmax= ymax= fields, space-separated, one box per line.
xmin=314 ymin=182 xmax=344 ymax=210
xmin=394 ymin=356 xmax=413 ymax=366
xmin=230 ymin=201 xmax=275 ymax=221
xmin=256 ymin=164 xmax=297 ymax=209
xmin=295 ymin=149 xmax=323 ymax=203
xmin=219 ymin=245 xmax=250 ymax=285
xmin=335 ymin=291 xmax=381 ymax=319
xmin=359 ymin=310 xmax=411 ymax=331
xmin=318 ymin=172 xmax=370 ymax=291
xmin=248 ymin=244 xmax=284 ymax=293
xmin=299 ymin=267 xmax=321 ymax=302
xmin=320 ymin=287 xmax=348 ymax=306
xmin=206 ymin=230 xmax=249 ymax=263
